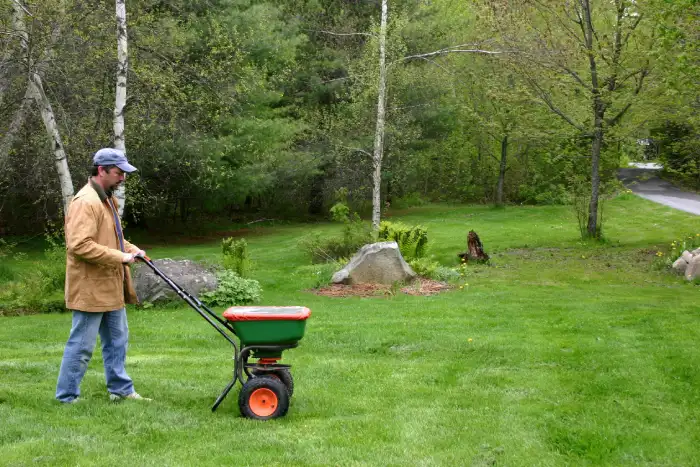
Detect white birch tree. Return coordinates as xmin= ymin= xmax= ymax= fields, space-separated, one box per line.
xmin=371 ymin=0 xmax=388 ymax=231
xmin=113 ymin=0 xmax=128 ymax=216
xmin=12 ymin=0 xmax=74 ymax=212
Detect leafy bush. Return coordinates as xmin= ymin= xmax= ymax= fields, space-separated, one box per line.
xmin=200 ymin=270 xmax=261 ymax=307
xmin=329 ymin=202 xmax=351 ymax=222
xmin=222 ymin=237 xmax=251 ymax=276
xmin=407 ymin=257 xmax=441 ymax=278
xmin=406 ymin=257 xmax=460 ymax=282
xmin=0 ymin=232 xmax=67 ymax=315
xmin=434 ymin=266 xmax=461 ymax=282
xmin=378 ymin=221 xmax=428 ymax=259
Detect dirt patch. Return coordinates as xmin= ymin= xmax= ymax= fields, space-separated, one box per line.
xmin=311 ymin=279 xmax=452 ymax=298
xmin=400 ymin=279 xmax=453 ymax=296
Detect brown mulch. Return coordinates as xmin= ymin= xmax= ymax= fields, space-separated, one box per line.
xmin=311 ymin=279 xmax=452 ymax=298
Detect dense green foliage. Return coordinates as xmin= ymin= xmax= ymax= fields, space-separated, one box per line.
xmin=0 ymin=0 xmax=697 ymax=235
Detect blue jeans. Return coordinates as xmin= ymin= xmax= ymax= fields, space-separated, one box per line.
xmin=56 ymin=308 xmax=134 ymax=402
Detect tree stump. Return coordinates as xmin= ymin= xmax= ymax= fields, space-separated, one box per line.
xmin=458 ymin=230 xmax=489 ymax=263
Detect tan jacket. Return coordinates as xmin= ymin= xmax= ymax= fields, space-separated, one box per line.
xmin=64 ymin=180 xmax=139 ymax=312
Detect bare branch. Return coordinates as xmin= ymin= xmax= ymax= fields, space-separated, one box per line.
xmin=0 ymin=30 xmax=26 ymax=39
xmin=622 ymin=14 xmax=643 ymax=47
xmin=396 ymin=45 xmax=506 ymax=67
xmin=605 ymin=68 xmax=649 ymax=126
xmin=561 ymin=65 xmax=590 ymax=90
xmin=306 ymin=29 xmax=375 ymax=38
xmin=11 ymin=0 xmax=33 ymax=17
xmin=523 ymin=72 xmax=586 ymax=132
xmin=337 ymin=145 xmax=373 ymax=158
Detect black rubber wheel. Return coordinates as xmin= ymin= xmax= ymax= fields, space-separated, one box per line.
xmin=252 ymin=368 xmax=294 ymax=398
xmin=238 ymin=376 xmax=289 ymax=420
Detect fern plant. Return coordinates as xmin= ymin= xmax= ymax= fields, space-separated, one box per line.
xmin=378 ymin=221 xmax=428 ymax=259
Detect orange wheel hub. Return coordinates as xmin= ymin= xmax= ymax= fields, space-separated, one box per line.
xmin=248 ymin=388 xmax=278 ymax=417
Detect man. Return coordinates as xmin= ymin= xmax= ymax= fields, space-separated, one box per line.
xmin=56 ymin=148 xmax=149 ymax=403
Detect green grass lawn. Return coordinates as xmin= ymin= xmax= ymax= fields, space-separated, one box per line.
xmin=1 ymin=195 xmax=699 ymax=466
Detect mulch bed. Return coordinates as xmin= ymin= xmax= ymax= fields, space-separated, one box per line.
xmin=311 ymin=279 xmax=452 ymax=298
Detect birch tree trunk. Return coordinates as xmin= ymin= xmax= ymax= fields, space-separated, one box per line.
xmin=371 ymin=0 xmax=388 ymax=232
xmin=113 ymin=0 xmax=128 ymax=216
xmin=12 ymin=0 xmax=74 ymax=212
xmin=29 ymin=75 xmax=75 ymax=211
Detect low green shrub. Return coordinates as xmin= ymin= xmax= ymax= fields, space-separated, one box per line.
xmin=378 ymin=221 xmax=428 ymax=259
xmin=407 ymin=257 xmax=441 ymax=278
xmin=407 ymin=257 xmax=460 ymax=282
xmin=200 ymin=270 xmax=262 ymax=307
xmin=434 ymin=266 xmax=461 ymax=282
xmin=222 ymin=237 xmax=251 ymax=276
xmin=0 ymin=233 xmax=67 ymax=315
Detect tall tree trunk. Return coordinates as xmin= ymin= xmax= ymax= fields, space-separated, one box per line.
xmin=113 ymin=0 xmax=129 ymax=216
xmin=582 ymin=0 xmax=605 ymax=238
xmin=28 ymin=73 xmax=74 ymax=212
xmin=12 ymin=0 xmax=74 ymax=212
xmin=496 ymin=134 xmax=508 ymax=206
xmin=371 ymin=0 xmax=388 ymax=231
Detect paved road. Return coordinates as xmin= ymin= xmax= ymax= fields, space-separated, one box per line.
xmin=618 ymin=168 xmax=700 ymax=216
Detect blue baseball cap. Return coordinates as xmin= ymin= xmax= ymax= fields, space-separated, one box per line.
xmin=93 ymin=148 xmax=137 ymax=173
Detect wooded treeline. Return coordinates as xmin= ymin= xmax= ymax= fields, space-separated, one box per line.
xmin=0 ymin=0 xmax=697 ymax=236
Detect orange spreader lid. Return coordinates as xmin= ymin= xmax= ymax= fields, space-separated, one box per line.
xmin=223 ymin=306 xmax=311 ymax=322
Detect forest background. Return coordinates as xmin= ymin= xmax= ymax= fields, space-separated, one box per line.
xmin=0 ymin=0 xmax=697 ymax=236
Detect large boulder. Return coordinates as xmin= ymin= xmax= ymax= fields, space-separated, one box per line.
xmin=133 ymin=259 xmax=218 ymax=303
xmin=672 ymin=257 xmax=688 ymax=275
xmin=682 ymin=250 xmax=694 ymax=263
xmin=685 ymin=255 xmax=700 ymax=282
xmin=332 ymin=241 xmax=416 ymax=285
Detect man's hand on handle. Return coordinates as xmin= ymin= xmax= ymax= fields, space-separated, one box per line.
xmin=122 ymin=250 xmax=147 ymax=264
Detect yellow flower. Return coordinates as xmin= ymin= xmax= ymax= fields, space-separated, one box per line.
xmin=468 ymin=338 xmax=473 ymax=342
xmin=459 ymin=286 xmax=464 ymax=289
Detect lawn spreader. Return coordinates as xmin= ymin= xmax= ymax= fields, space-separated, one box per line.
xmin=137 ymin=255 xmax=310 ymax=420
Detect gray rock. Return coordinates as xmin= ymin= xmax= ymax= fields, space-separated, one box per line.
xmin=133 ymin=259 xmax=218 ymax=303
xmin=682 ymin=250 xmax=694 ymax=263
xmin=672 ymin=257 xmax=688 ymax=274
xmin=332 ymin=241 xmax=416 ymax=285
xmin=685 ymin=256 xmax=700 ymax=282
